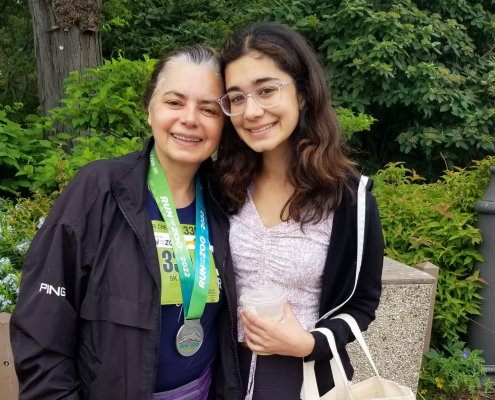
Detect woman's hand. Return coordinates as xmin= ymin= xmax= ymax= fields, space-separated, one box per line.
xmin=240 ymin=301 xmax=315 ymax=357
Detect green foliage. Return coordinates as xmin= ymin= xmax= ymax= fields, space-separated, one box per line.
xmin=0 ymin=108 xmax=44 ymax=194
xmin=0 ymin=55 xmax=151 ymax=196
xmin=418 ymin=341 xmax=492 ymax=400
xmin=17 ymin=134 xmax=143 ymax=194
xmin=0 ymin=192 xmax=55 ymax=270
xmin=317 ymin=0 xmax=495 ymax=173
xmin=0 ymin=0 xmax=38 ymax=122
xmin=373 ymin=157 xmax=494 ymax=344
xmin=102 ymin=0 xmax=495 ymax=177
xmin=50 ymin=55 xmax=156 ymax=138
xmin=336 ymin=108 xmax=377 ymax=142
xmin=0 ymin=257 xmax=20 ymax=313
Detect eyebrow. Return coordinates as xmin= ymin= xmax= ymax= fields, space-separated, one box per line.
xmin=162 ymin=91 xmax=220 ymax=106
xmin=226 ymin=77 xmax=280 ymax=93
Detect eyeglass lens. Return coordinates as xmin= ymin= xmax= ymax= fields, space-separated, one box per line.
xmin=221 ymin=84 xmax=282 ymax=115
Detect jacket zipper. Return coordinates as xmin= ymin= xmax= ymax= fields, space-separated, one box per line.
xmin=207 ymin=182 xmax=243 ymax=399
xmin=115 ymin=196 xmax=161 ymax=400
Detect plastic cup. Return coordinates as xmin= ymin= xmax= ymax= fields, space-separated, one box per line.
xmin=239 ymin=285 xmax=287 ymax=355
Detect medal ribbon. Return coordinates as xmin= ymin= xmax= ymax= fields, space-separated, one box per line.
xmin=148 ymin=147 xmax=210 ymax=320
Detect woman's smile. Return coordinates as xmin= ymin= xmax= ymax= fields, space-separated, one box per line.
xmin=170 ymin=132 xmax=203 ymax=145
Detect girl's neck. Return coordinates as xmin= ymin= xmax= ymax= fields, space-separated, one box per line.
xmin=156 ymin=153 xmax=198 ymax=208
xmin=257 ymin=141 xmax=290 ymax=186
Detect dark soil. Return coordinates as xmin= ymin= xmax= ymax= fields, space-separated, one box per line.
xmin=449 ymin=390 xmax=495 ymax=400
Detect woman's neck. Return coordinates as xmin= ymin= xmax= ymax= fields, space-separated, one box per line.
xmin=156 ymin=153 xmax=199 ymax=208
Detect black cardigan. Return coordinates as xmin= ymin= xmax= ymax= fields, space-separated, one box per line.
xmin=214 ymin=174 xmax=384 ymax=399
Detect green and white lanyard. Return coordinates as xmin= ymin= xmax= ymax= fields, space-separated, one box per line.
xmin=148 ymin=147 xmax=210 ymax=356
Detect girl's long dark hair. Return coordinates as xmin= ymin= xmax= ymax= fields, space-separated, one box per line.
xmin=213 ymin=22 xmax=358 ymax=225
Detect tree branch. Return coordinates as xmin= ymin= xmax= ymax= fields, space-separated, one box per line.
xmin=482 ymin=42 xmax=495 ymax=58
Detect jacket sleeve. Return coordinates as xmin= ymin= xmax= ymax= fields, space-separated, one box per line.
xmin=305 ymin=192 xmax=384 ymax=362
xmin=10 ymin=220 xmax=89 ymax=400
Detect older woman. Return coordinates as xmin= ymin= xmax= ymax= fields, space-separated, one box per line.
xmin=11 ymin=45 xmax=229 ymax=400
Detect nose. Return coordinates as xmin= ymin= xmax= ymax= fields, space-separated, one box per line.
xmin=180 ymin=103 xmax=199 ymax=128
xmin=243 ymin=95 xmax=264 ymax=120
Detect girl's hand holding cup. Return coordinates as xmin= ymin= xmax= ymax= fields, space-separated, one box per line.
xmin=239 ymin=286 xmax=315 ymax=358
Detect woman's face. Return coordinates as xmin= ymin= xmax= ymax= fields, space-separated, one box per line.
xmin=148 ymin=62 xmax=224 ymax=169
xmin=224 ymin=51 xmax=302 ymax=155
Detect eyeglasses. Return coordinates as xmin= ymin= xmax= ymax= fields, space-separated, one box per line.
xmin=217 ymin=81 xmax=296 ymax=116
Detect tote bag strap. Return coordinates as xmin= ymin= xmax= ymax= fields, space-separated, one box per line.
xmin=331 ymin=314 xmax=381 ymax=379
xmin=313 ymin=328 xmax=353 ymax=398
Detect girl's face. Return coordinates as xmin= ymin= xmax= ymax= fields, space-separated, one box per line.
xmin=224 ymin=51 xmax=302 ymax=155
xmin=148 ymin=62 xmax=224 ymax=169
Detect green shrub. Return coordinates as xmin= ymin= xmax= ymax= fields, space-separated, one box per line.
xmin=0 ymin=257 xmax=20 ymax=313
xmin=418 ymin=341 xmax=492 ymax=400
xmin=0 ymin=109 xmax=44 ymax=194
xmin=102 ymin=0 xmax=495 ymax=177
xmin=0 ymin=192 xmax=55 ymax=270
xmin=18 ymin=135 xmax=144 ymax=194
xmin=49 ymin=55 xmax=156 ymax=138
xmin=373 ymin=156 xmax=494 ymax=344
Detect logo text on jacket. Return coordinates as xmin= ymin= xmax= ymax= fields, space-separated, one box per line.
xmin=39 ymin=283 xmax=66 ymax=296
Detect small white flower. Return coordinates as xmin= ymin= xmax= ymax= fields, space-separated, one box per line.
xmin=0 ymin=257 xmax=10 ymax=268
xmin=0 ymin=294 xmax=12 ymax=312
xmin=0 ymin=274 xmax=19 ymax=293
xmin=16 ymin=239 xmax=30 ymax=253
xmin=38 ymin=217 xmax=45 ymax=229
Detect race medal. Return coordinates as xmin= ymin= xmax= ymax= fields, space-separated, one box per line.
xmin=148 ymin=147 xmax=211 ymax=357
xmin=176 ymin=319 xmax=204 ymax=356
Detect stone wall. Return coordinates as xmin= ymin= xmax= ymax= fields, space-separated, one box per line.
xmin=346 ymin=257 xmax=438 ymax=393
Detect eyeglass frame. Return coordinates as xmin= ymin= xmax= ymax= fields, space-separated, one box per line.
xmin=217 ymin=80 xmax=297 ymax=116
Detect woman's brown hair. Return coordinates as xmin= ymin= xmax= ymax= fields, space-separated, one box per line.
xmin=213 ymin=22 xmax=358 ymax=225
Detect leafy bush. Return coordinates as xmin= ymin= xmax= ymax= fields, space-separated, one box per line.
xmin=0 ymin=108 xmax=44 ymax=194
xmin=0 ymin=257 xmax=20 ymax=314
xmin=373 ymin=157 xmax=495 ymax=344
xmin=0 ymin=192 xmax=55 ymax=270
xmin=418 ymin=341 xmax=492 ymax=400
xmin=49 ymin=55 xmax=156 ymax=138
xmin=336 ymin=108 xmax=377 ymax=142
xmin=102 ymin=0 xmax=495 ymax=177
xmin=18 ymin=135 xmax=144 ymax=194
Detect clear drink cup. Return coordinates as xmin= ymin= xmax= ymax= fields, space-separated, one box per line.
xmin=239 ymin=285 xmax=287 ymax=355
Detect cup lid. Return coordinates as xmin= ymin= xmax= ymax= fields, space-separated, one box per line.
xmin=239 ymin=285 xmax=287 ymax=306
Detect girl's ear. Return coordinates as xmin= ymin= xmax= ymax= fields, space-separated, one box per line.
xmin=298 ymin=93 xmax=306 ymax=111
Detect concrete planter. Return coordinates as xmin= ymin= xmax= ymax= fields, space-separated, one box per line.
xmin=347 ymin=257 xmax=438 ymax=394
xmin=0 ymin=313 xmax=17 ymax=400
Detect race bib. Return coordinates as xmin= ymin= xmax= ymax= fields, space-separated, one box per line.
xmin=152 ymin=220 xmax=220 ymax=305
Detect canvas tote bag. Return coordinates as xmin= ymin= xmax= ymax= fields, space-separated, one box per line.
xmin=301 ymin=313 xmax=415 ymax=400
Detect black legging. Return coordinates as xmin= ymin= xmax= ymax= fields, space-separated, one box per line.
xmin=238 ymin=345 xmax=303 ymax=400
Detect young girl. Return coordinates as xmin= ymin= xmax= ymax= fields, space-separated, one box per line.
xmin=213 ymin=23 xmax=384 ymax=400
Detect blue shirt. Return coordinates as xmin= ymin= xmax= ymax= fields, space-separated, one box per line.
xmin=147 ymin=189 xmax=224 ymax=392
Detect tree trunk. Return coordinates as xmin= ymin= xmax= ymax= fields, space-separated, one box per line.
xmin=28 ymin=0 xmax=103 ymax=141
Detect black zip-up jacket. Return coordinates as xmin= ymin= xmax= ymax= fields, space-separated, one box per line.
xmin=11 ymin=137 xmax=383 ymax=400
xmin=10 ymin=138 xmax=233 ymax=400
